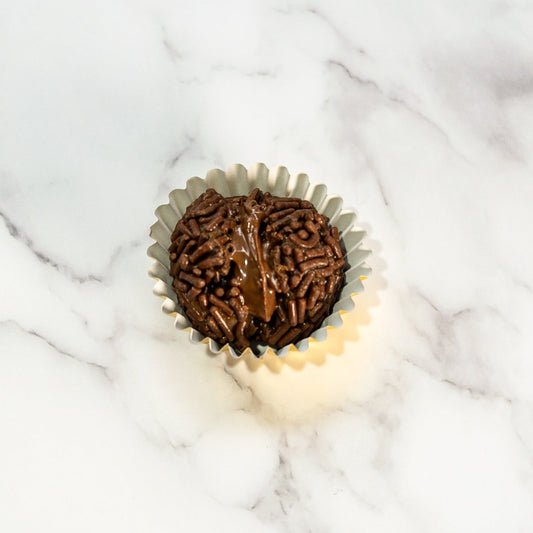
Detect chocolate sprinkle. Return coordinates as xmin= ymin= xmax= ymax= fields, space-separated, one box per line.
xmin=169 ymin=188 xmax=345 ymax=353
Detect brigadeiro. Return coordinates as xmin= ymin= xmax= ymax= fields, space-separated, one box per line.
xmin=168 ymin=187 xmax=346 ymax=352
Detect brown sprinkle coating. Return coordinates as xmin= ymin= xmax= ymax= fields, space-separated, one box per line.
xmin=288 ymin=299 xmax=298 ymax=327
xmin=208 ymin=294 xmax=234 ymax=316
xmin=297 ymin=298 xmax=307 ymax=324
xmin=289 ymin=232 xmax=320 ymax=248
xmin=298 ymin=258 xmax=329 ymax=272
xmin=210 ymin=307 xmax=235 ymax=342
xmin=169 ymin=188 xmax=345 ymax=353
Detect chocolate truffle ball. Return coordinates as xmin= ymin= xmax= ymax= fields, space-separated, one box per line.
xmin=168 ymin=188 xmax=345 ymax=352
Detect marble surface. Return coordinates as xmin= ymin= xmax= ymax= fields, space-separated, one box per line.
xmin=1 ymin=1 xmax=533 ymax=531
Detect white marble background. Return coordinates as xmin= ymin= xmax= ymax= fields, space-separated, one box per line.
xmin=1 ymin=0 xmax=533 ymax=531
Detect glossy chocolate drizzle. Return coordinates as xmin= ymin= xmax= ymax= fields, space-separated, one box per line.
xmin=169 ymin=188 xmax=345 ymax=352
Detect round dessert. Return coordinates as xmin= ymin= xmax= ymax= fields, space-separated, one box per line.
xmin=169 ymin=188 xmax=345 ymax=352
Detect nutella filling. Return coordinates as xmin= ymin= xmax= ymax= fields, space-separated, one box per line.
xmin=228 ymin=202 xmax=276 ymax=322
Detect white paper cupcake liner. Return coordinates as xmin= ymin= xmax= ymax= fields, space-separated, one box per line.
xmin=148 ymin=162 xmax=371 ymax=358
